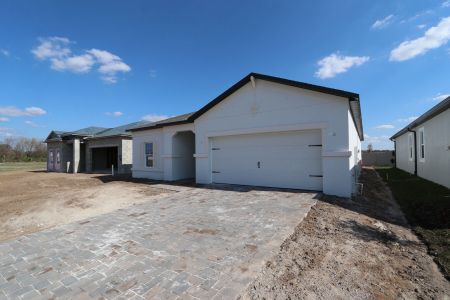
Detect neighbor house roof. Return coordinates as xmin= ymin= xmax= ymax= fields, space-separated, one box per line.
xmin=128 ymin=73 xmax=364 ymax=140
xmin=390 ymin=96 xmax=450 ymax=140
xmin=45 ymin=122 xmax=147 ymax=143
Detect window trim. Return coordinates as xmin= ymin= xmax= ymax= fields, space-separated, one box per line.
xmin=144 ymin=142 xmax=155 ymax=168
xmin=418 ymin=127 xmax=425 ymax=162
xmin=408 ymin=133 xmax=413 ymax=161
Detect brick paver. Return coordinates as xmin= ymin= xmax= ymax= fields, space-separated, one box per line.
xmin=0 ymin=184 xmax=317 ymax=299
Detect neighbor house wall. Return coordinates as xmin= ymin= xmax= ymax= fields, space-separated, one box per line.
xmin=394 ymin=109 xmax=450 ymax=188
xmin=395 ymin=132 xmax=415 ymax=174
xmin=85 ymin=137 xmax=131 ymax=174
xmin=415 ymin=109 xmax=450 ymax=188
xmin=121 ymin=139 xmax=133 ymax=174
xmin=194 ymin=79 xmax=355 ymax=197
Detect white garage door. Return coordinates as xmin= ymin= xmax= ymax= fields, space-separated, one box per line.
xmin=211 ymin=130 xmax=323 ymax=191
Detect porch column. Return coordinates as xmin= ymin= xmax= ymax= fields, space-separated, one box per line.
xmin=73 ymin=138 xmax=80 ymax=174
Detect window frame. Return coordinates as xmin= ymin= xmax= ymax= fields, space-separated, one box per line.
xmin=418 ymin=127 xmax=425 ymax=162
xmin=144 ymin=142 xmax=155 ymax=168
xmin=408 ymin=133 xmax=413 ymax=161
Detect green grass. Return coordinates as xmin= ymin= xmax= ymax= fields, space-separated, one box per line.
xmin=376 ymin=167 xmax=450 ymax=279
xmin=0 ymin=161 xmax=47 ymax=172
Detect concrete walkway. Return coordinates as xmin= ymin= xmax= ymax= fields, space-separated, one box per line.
xmin=0 ymin=184 xmax=317 ymax=299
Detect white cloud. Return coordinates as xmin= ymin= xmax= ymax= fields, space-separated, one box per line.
xmin=0 ymin=49 xmax=10 ymax=57
xmin=87 ymin=49 xmax=131 ymax=83
xmin=149 ymin=69 xmax=157 ymax=78
xmin=397 ymin=116 xmax=418 ymax=123
xmin=432 ymin=93 xmax=450 ymax=101
xmin=417 ymin=24 xmax=427 ymax=29
xmin=315 ymin=53 xmax=370 ymax=79
xmin=24 ymin=120 xmax=44 ymax=128
xmin=371 ymin=15 xmax=395 ymax=30
xmin=106 ymin=111 xmax=123 ymax=117
xmin=375 ymin=124 xmax=395 ymax=129
xmin=0 ymin=117 xmax=9 ymax=122
xmin=0 ymin=106 xmax=46 ymax=117
xmin=443 ymin=1 xmax=450 ymax=8
xmin=390 ymin=16 xmax=450 ymax=61
xmin=51 ymin=54 xmax=95 ymax=73
xmin=141 ymin=114 xmax=170 ymax=122
xmin=32 ymin=37 xmax=131 ymax=83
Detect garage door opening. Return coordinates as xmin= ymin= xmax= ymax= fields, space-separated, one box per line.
xmin=91 ymin=147 xmax=118 ymax=173
xmin=210 ymin=130 xmax=323 ymax=191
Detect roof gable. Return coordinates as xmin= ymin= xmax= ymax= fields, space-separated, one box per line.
xmin=128 ymin=73 xmax=363 ymax=140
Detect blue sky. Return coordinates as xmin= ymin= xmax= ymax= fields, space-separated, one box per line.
xmin=1 ymin=1 xmax=449 ymax=149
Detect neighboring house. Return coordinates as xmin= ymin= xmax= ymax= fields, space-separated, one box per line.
xmin=128 ymin=73 xmax=364 ymax=197
xmin=391 ymin=96 xmax=450 ymax=188
xmin=45 ymin=122 xmax=145 ymax=174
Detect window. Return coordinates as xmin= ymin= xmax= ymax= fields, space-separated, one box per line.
xmin=408 ymin=133 xmax=413 ymax=161
xmin=145 ymin=142 xmax=154 ymax=167
xmin=56 ymin=151 xmax=60 ymax=163
xmin=49 ymin=151 xmax=54 ymax=162
xmin=419 ymin=128 xmax=425 ymax=161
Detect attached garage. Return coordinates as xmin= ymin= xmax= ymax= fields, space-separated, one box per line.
xmin=129 ymin=73 xmax=364 ymax=198
xmin=210 ymin=130 xmax=322 ymax=190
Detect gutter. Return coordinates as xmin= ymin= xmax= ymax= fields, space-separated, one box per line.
xmin=407 ymin=128 xmax=417 ymax=176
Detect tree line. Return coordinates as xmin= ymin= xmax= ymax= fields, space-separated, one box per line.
xmin=0 ymin=137 xmax=47 ymax=162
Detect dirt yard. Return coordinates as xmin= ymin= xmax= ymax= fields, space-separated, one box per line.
xmin=0 ymin=170 xmax=171 ymax=241
xmin=241 ymin=167 xmax=450 ymax=299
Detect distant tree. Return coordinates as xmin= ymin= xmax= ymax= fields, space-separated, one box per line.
xmin=0 ymin=137 xmax=47 ymax=162
xmin=367 ymin=143 xmax=374 ymax=152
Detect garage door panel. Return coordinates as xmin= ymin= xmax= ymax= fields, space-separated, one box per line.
xmin=211 ymin=130 xmax=322 ymax=191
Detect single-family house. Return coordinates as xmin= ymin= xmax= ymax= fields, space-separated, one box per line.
xmin=128 ymin=73 xmax=363 ymax=197
xmin=45 ymin=121 xmax=145 ymax=174
xmin=390 ymin=96 xmax=450 ymax=188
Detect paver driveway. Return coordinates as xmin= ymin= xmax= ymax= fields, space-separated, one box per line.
xmin=0 ymin=184 xmax=318 ymax=299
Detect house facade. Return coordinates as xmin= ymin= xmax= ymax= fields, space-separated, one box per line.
xmin=391 ymin=96 xmax=450 ymax=188
xmin=45 ymin=122 xmax=143 ymax=174
xmin=129 ymin=73 xmax=364 ymax=197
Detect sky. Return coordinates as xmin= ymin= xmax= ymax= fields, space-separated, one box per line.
xmin=1 ymin=1 xmax=450 ymax=149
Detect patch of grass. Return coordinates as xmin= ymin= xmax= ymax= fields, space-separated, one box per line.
xmin=376 ymin=167 xmax=450 ymax=279
xmin=0 ymin=161 xmax=46 ymax=172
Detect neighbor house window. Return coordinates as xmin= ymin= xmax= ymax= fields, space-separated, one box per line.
xmin=408 ymin=133 xmax=413 ymax=161
xmin=56 ymin=151 xmax=60 ymax=164
xmin=145 ymin=142 xmax=154 ymax=167
xmin=419 ymin=128 xmax=425 ymax=161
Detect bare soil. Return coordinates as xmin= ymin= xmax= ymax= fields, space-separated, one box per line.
xmin=240 ymin=167 xmax=450 ymax=299
xmin=0 ymin=170 xmax=171 ymax=241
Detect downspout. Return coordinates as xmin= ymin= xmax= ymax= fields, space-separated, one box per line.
xmin=407 ymin=128 xmax=417 ymax=176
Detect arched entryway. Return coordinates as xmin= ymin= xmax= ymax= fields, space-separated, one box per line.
xmin=172 ymin=131 xmax=195 ymax=181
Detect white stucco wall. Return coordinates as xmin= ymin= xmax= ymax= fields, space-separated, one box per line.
xmin=131 ymin=124 xmax=195 ymax=180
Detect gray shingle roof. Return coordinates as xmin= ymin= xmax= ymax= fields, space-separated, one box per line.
xmin=46 ymin=122 xmax=149 ymax=143
xmin=92 ymin=121 xmax=148 ymax=138
xmin=127 ymin=113 xmax=194 ymax=131
xmin=391 ymin=96 xmax=450 ymax=140
xmin=64 ymin=126 xmax=108 ymax=136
